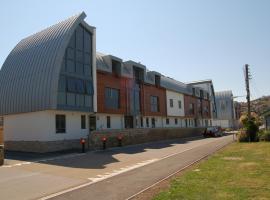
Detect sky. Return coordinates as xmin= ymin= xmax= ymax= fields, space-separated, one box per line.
xmin=1 ymin=0 xmax=269 ymax=102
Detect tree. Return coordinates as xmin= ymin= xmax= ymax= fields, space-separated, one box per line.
xmin=239 ymin=112 xmax=261 ymax=142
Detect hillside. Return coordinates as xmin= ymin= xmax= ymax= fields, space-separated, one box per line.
xmin=240 ymin=95 xmax=270 ymax=115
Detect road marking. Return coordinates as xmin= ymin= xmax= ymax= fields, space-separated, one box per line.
xmin=38 ymin=136 xmax=232 ymax=200
xmin=1 ymin=153 xmax=85 ymax=168
xmin=125 ymin=139 xmax=234 ymax=200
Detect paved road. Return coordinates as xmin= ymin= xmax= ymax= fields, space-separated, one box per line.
xmin=0 ymin=135 xmax=233 ymax=200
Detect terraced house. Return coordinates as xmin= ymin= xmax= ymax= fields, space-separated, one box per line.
xmin=0 ymin=12 xmax=218 ymax=152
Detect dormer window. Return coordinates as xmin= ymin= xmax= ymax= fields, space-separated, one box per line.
xmin=155 ymin=75 xmax=160 ymax=87
xmin=134 ymin=67 xmax=144 ymax=84
xmin=192 ymin=88 xmax=196 ymax=96
xmin=112 ymin=60 xmax=121 ymax=76
xmin=200 ymin=90 xmax=204 ymax=98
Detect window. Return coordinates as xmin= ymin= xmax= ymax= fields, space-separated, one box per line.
xmin=189 ymin=103 xmax=195 ymax=114
xmin=192 ymin=88 xmax=196 ymax=96
xmin=178 ymin=100 xmax=182 ymax=109
xmin=58 ymin=76 xmax=66 ymax=92
xmin=200 ymin=90 xmax=204 ymax=98
xmin=105 ymin=87 xmax=120 ymax=109
xmin=150 ymin=96 xmax=159 ymax=112
xmin=151 ymin=118 xmax=155 ymax=128
xmin=175 ymin=118 xmax=178 ymax=125
xmin=76 ymin=94 xmax=84 ymax=107
xmin=81 ymin=115 xmax=86 ymax=129
xmin=76 ymin=79 xmax=85 ymax=94
xmin=56 ymin=115 xmax=66 ymax=133
xmin=67 ymin=93 xmax=76 ymax=106
xmin=140 ymin=117 xmax=143 ymax=127
xmin=146 ymin=118 xmax=149 ymax=127
xmin=85 ymin=81 xmax=94 ymax=95
xmin=134 ymin=90 xmax=141 ymax=113
xmin=155 ymin=75 xmax=160 ymax=87
xmin=207 ymin=93 xmax=210 ymax=100
xmin=166 ymin=118 xmax=170 ymax=125
xmin=67 ymin=78 xmax=77 ymax=93
xmin=107 ymin=116 xmax=111 ymax=128
xmin=170 ymin=99 xmax=173 ymax=107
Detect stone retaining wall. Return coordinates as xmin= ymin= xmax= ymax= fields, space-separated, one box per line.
xmin=89 ymin=127 xmax=204 ymax=150
xmin=4 ymin=140 xmax=81 ymax=153
xmin=4 ymin=127 xmax=204 ymax=153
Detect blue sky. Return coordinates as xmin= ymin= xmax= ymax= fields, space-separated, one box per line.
xmin=1 ymin=0 xmax=269 ymax=101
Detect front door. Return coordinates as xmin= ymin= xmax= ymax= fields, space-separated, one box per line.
xmin=125 ymin=116 xmax=133 ymax=129
xmin=89 ymin=116 xmax=96 ymax=132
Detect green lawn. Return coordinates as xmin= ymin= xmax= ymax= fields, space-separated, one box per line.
xmin=153 ymin=142 xmax=270 ymax=200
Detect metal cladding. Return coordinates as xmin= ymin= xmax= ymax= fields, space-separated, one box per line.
xmin=0 ymin=12 xmax=87 ymax=115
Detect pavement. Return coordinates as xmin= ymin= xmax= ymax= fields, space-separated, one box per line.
xmin=0 ymin=135 xmax=234 ymax=200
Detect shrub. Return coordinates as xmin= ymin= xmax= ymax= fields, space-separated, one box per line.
xmin=258 ymin=130 xmax=270 ymax=141
xmin=238 ymin=131 xmax=249 ymax=142
xmin=244 ymin=120 xmax=259 ymax=142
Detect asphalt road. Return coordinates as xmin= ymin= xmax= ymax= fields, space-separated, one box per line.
xmin=0 ymin=135 xmax=234 ymax=200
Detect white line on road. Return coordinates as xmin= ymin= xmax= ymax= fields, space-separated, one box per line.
xmin=38 ymin=136 xmax=232 ymax=200
xmin=1 ymin=153 xmax=85 ymax=168
xmin=125 ymin=139 xmax=233 ymax=200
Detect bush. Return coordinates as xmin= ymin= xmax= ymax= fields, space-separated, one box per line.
xmin=258 ymin=130 xmax=270 ymax=141
xmin=244 ymin=120 xmax=259 ymax=142
xmin=238 ymin=131 xmax=249 ymax=142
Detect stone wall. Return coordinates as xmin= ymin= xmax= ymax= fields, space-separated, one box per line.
xmin=4 ymin=139 xmax=82 ymax=153
xmin=4 ymin=127 xmax=204 ymax=153
xmin=89 ymin=127 xmax=204 ymax=150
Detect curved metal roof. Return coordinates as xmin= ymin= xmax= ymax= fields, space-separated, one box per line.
xmin=215 ymin=90 xmax=233 ymax=99
xmin=0 ymin=12 xmax=87 ymax=115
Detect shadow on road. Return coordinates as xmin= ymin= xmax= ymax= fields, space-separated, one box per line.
xmin=5 ymin=136 xmax=205 ymax=169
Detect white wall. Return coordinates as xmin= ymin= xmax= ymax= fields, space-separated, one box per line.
xmin=212 ymin=119 xmax=230 ymax=128
xmin=163 ymin=117 xmax=184 ymax=128
xmin=96 ymin=114 xmax=124 ymax=130
xmin=142 ymin=116 xmax=163 ymax=128
xmin=166 ymin=90 xmax=185 ymax=117
xmin=4 ymin=110 xmax=90 ymax=141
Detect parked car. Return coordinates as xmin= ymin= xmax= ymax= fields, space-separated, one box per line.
xmin=203 ymin=126 xmax=223 ymax=137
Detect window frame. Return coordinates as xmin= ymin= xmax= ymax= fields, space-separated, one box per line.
xmin=81 ymin=115 xmax=86 ymax=129
xmin=56 ymin=114 xmax=66 ymax=134
xmin=107 ymin=116 xmax=111 ymax=128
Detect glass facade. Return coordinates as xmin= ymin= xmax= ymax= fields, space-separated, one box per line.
xmin=105 ymin=87 xmax=120 ymax=109
xmin=57 ymin=24 xmax=93 ymax=111
xmin=150 ymin=96 xmax=159 ymax=112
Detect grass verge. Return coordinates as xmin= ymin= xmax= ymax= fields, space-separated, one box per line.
xmin=153 ymin=142 xmax=270 ymax=200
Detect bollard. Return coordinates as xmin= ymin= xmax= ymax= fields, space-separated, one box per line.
xmin=102 ymin=137 xmax=107 ymax=150
xmin=80 ymin=138 xmax=86 ymax=153
xmin=117 ymin=135 xmax=123 ymax=147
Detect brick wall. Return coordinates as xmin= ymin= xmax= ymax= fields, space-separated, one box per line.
xmin=184 ymin=95 xmax=198 ymax=118
xmin=202 ymin=99 xmax=211 ymax=118
xmin=97 ymin=70 xmax=132 ymax=114
xmin=141 ymin=84 xmax=167 ymax=116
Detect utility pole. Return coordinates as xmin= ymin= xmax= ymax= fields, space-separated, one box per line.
xmin=244 ymin=64 xmax=251 ymax=121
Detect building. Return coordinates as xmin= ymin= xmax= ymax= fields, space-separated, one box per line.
xmin=0 ymin=12 xmax=221 ymax=152
xmin=213 ymin=90 xmax=236 ymax=128
xmin=0 ymin=12 xmax=97 ymax=152
xmin=186 ymin=80 xmax=217 ymax=123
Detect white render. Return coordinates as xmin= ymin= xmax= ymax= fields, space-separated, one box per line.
xmin=163 ymin=117 xmax=184 ymax=128
xmin=4 ymin=110 xmax=90 ymax=141
xmin=141 ymin=116 xmax=163 ymax=128
xmin=166 ymin=90 xmax=185 ymax=117
xmin=96 ymin=114 xmax=124 ymax=130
